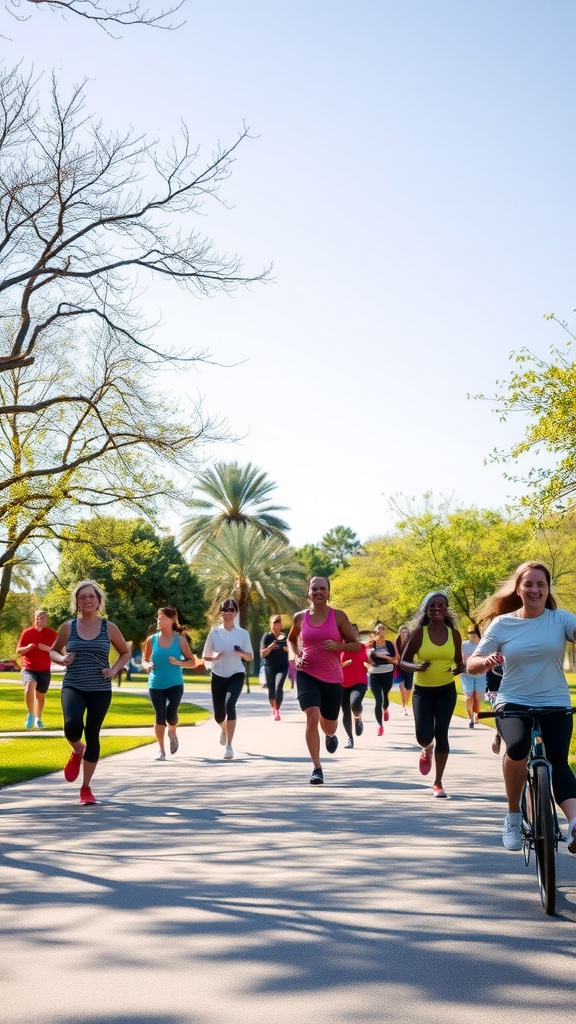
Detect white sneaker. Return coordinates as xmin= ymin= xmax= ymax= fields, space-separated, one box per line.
xmin=219 ymin=728 xmax=226 ymax=746
xmin=502 ymin=812 xmax=522 ymax=850
xmin=567 ymin=819 xmax=576 ymax=854
xmin=155 ymin=751 xmax=166 ymax=761
xmin=223 ymin=744 xmax=234 ymax=759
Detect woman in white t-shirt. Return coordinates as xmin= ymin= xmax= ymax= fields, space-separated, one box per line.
xmin=202 ymin=598 xmax=253 ymax=761
xmin=467 ymin=562 xmax=576 ymax=855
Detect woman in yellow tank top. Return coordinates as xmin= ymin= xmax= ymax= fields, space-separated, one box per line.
xmin=400 ymin=591 xmax=465 ymax=797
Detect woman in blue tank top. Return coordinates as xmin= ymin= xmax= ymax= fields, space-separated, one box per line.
xmin=50 ymin=579 xmax=131 ymax=805
xmin=142 ymin=607 xmax=202 ymax=761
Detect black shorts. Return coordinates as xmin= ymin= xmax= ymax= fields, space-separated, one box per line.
xmin=22 ymin=670 xmax=51 ymax=694
xmin=296 ymin=671 xmax=342 ymax=722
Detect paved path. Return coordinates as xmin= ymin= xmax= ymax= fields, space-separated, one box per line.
xmin=2 ymin=689 xmax=576 ymax=1024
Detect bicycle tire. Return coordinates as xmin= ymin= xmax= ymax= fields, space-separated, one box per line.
xmin=532 ymin=764 xmax=556 ymax=915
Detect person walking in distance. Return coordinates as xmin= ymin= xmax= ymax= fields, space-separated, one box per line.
xmin=50 ymin=580 xmax=131 ymax=805
xmin=17 ymin=610 xmax=57 ymax=729
xmin=288 ymin=577 xmax=360 ymax=785
xmin=460 ymin=628 xmax=484 ymax=728
xmin=395 ymin=625 xmax=414 ymax=715
xmin=260 ymin=614 xmax=289 ymax=720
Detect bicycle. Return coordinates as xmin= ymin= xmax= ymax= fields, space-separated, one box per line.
xmin=478 ymin=706 xmax=576 ymax=916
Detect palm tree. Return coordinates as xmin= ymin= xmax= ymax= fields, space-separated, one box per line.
xmin=193 ymin=522 xmax=306 ymax=628
xmin=180 ymin=462 xmax=290 ymax=556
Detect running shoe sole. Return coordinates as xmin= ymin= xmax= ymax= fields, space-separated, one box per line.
xmin=169 ymin=731 xmax=179 ymax=755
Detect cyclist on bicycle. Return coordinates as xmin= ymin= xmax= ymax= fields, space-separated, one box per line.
xmin=466 ymin=562 xmax=576 ymax=854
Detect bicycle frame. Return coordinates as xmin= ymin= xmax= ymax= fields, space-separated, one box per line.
xmin=520 ymin=716 xmax=563 ymax=868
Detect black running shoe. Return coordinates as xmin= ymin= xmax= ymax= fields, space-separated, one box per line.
xmin=325 ymin=734 xmax=338 ymax=754
xmin=310 ymin=766 xmax=324 ymax=785
xmin=354 ymin=717 xmax=364 ymax=737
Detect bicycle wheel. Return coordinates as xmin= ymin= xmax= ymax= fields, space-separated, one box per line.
xmin=532 ymin=764 xmax=556 ymax=915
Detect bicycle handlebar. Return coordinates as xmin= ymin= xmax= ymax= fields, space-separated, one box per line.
xmin=477 ymin=707 xmax=576 ymax=720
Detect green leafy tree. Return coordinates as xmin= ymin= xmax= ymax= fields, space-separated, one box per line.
xmin=320 ymin=525 xmax=362 ymax=570
xmin=180 ymin=462 xmax=289 ymax=557
xmin=292 ymin=543 xmax=333 ymax=583
xmin=193 ymin=522 xmax=306 ymax=630
xmin=477 ymin=317 xmax=576 ymax=518
xmin=44 ymin=517 xmax=208 ymax=643
xmin=331 ymin=497 xmax=534 ymax=632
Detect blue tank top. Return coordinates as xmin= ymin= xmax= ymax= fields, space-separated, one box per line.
xmin=148 ymin=633 xmax=185 ymax=690
xmin=63 ymin=617 xmax=111 ymax=692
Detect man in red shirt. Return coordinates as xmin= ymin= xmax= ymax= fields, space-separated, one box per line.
xmin=17 ymin=610 xmax=58 ymax=729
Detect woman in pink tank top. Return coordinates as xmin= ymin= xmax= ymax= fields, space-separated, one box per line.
xmin=288 ymin=576 xmax=360 ymax=786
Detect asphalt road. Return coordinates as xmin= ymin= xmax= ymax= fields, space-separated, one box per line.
xmin=2 ymin=687 xmax=576 ymax=1024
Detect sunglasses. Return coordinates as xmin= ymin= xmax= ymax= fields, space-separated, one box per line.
xmin=221 ymin=606 xmax=237 ymax=613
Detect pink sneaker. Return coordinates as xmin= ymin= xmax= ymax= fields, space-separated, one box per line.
xmin=274 ymin=710 xmax=281 ymax=721
xmin=64 ymin=746 xmax=85 ymax=783
xmin=377 ymin=726 xmax=384 ymax=737
xmin=419 ymin=747 xmax=432 ymax=776
xmin=384 ymin=709 xmax=390 ymax=722
xmin=79 ymin=786 xmax=96 ymax=805
xmin=432 ymin=784 xmax=447 ymax=798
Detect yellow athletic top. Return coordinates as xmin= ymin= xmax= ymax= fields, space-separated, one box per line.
xmin=414 ymin=626 xmax=456 ymax=688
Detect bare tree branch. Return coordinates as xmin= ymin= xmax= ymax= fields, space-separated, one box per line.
xmin=6 ymin=0 xmax=185 ymax=33
xmin=0 ymin=68 xmax=269 ymax=378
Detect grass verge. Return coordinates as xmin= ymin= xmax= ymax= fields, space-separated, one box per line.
xmin=0 ymin=683 xmax=210 ymax=732
xmin=0 ymin=734 xmax=157 ymax=788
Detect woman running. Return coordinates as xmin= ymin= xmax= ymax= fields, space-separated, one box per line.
xmin=460 ymin=628 xmax=484 ymax=728
xmin=202 ymin=598 xmax=253 ymax=760
xmin=367 ymin=622 xmax=398 ymax=735
xmin=400 ymin=592 xmax=464 ymax=798
xmin=51 ymin=580 xmax=130 ymax=805
xmin=341 ymin=624 xmax=368 ymax=748
xmin=466 ymin=561 xmax=576 ymax=853
xmin=395 ymin=624 xmax=414 ymax=716
xmin=260 ymin=614 xmax=289 ymax=720
xmin=142 ymin=607 xmax=202 ymax=761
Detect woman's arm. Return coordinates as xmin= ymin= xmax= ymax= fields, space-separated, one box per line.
xmin=288 ymin=613 xmax=304 ymax=664
xmin=50 ymin=622 xmax=74 ymax=665
xmin=171 ymin=635 xmax=203 ymax=669
xmin=326 ymin=610 xmax=361 ymax=652
xmin=141 ymin=636 xmax=154 ymax=673
xmin=399 ymin=628 xmax=430 ymax=672
xmin=104 ymin=623 xmax=131 ymax=679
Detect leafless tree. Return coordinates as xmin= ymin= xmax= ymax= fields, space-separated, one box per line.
xmin=0 ymin=65 xmax=267 ymax=384
xmin=6 ymin=0 xmax=185 ymax=32
xmin=0 ymin=328 xmax=228 ymax=615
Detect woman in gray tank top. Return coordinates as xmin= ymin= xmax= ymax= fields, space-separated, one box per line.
xmin=51 ymin=579 xmax=130 ymax=805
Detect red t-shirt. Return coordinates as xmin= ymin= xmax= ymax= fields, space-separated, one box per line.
xmin=18 ymin=626 xmax=58 ymax=671
xmin=341 ymin=644 xmax=368 ymax=688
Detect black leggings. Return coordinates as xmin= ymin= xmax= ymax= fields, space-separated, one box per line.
xmin=342 ymin=684 xmax=367 ymax=739
xmin=149 ymin=685 xmax=184 ymax=726
xmin=61 ymin=687 xmax=112 ymax=763
xmin=264 ymin=664 xmax=288 ymax=707
xmin=211 ymin=672 xmax=244 ymax=723
xmin=369 ymin=673 xmax=394 ymax=726
xmin=497 ymin=704 xmax=576 ymax=805
xmin=412 ymin=682 xmax=457 ymax=755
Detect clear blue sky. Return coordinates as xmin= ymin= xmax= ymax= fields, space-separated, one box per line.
xmin=8 ymin=1 xmax=576 ymax=546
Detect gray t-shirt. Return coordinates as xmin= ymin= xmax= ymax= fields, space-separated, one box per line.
xmin=475 ymin=608 xmax=576 ymax=708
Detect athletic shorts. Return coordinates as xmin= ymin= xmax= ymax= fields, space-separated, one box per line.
xmin=22 ymin=670 xmax=51 ymax=694
xmin=296 ymin=670 xmax=342 ymax=721
xmin=460 ymin=674 xmax=483 ymax=695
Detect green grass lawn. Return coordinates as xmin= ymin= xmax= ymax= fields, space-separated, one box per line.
xmin=0 ymin=735 xmax=158 ymax=788
xmin=0 ymin=682 xmax=210 ymax=732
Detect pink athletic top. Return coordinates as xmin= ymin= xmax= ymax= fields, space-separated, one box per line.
xmin=300 ymin=607 xmax=343 ymax=684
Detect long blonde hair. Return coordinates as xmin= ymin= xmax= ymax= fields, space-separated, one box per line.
xmin=475 ymin=561 xmax=556 ymax=628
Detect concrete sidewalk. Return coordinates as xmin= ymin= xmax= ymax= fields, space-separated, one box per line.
xmin=2 ymin=690 xmax=576 ymax=1024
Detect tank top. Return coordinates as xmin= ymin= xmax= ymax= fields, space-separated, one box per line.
xmin=63 ymin=617 xmax=111 ymax=692
xmin=300 ymin=607 xmax=343 ymax=684
xmin=149 ymin=633 xmax=185 ymax=690
xmin=414 ymin=626 xmax=456 ymax=688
